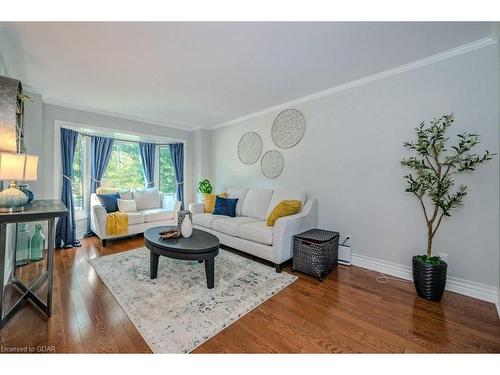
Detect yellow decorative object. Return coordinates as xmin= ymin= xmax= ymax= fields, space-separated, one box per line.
xmin=267 ymin=200 xmax=302 ymax=226
xmin=96 ymin=187 xmax=120 ymax=194
xmin=203 ymin=192 xmax=228 ymax=213
xmin=106 ymin=212 xmax=129 ymax=236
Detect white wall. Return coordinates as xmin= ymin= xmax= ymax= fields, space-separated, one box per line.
xmin=23 ymin=91 xmax=44 ymax=197
xmin=192 ymin=128 xmax=213 ymax=201
xmin=211 ymin=43 xmax=500 ymax=288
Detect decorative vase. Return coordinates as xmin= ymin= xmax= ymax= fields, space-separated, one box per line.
xmin=177 ymin=210 xmax=192 ymax=229
xmin=412 ymin=256 xmax=447 ymax=301
xmin=30 ymin=224 xmax=45 ymax=262
xmin=181 ymin=215 xmax=193 ymax=238
xmin=15 ymin=223 xmax=30 ymax=266
xmin=19 ymin=183 xmax=34 ymax=203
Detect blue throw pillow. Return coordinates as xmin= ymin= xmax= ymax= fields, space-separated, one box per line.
xmin=212 ymin=196 xmax=238 ymax=217
xmin=97 ymin=192 xmax=120 ymax=213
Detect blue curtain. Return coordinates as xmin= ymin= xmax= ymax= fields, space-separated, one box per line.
xmin=139 ymin=142 xmax=156 ymax=188
xmin=55 ymin=128 xmax=80 ymax=248
xmin=86 ymin=135 xmax=114 ymax=235
xmin=169 ymin=143 xmax=184 ymax=210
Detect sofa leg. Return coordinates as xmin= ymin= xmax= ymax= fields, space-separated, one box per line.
xmin=275 ymin=263 xmax=282 ymax=273
xmin=101 ymin=239 xmax=107 ymax=247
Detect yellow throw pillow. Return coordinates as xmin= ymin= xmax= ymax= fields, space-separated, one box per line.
xmin=267 ymin=200 xmax=302 ymax=226
xmin=203 ymin=192 xmax=228 ymax=213
xmin=96 ymin=187 xmax=119 ymax=194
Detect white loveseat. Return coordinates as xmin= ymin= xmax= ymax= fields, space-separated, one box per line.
xmin=189 ymin=188 xmax=318 ymax=271
xmin=90 ymin=188 xmax=181 ymax=246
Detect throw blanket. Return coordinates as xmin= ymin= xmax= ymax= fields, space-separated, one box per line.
xmin=106 ymin=212 xmax=128 ymax=236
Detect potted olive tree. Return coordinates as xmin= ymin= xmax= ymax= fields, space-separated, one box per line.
xmin=401 ymin=114 xmax=494 ymax=301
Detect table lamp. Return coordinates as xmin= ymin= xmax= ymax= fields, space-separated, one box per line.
xmin=0 ymin=152 xmax=39 ymax=212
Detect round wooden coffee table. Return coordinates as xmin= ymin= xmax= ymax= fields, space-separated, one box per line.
xmin=144 ymin=226 xmax=220 ymax=289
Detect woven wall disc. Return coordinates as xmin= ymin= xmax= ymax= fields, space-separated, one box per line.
xmin=271 ymin=109 xmax=305 ymax=149
xmin=238 ymin=131 xmax=263 ymax=165
xmin=261 ymin=150 xmax=284 ymax=179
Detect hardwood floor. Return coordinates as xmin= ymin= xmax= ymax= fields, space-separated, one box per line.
xmin=1 ymin=235 xmax=499 ymax=353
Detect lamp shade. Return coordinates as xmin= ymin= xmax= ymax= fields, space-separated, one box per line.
xmin=0 ymin=152 xmax=38 ymax=181
xmin=23 ymin=154 xmax=39 ymax=181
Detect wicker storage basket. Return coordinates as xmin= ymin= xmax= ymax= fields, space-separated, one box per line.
xmin=293 ymin=229 xmax=339 ymax=280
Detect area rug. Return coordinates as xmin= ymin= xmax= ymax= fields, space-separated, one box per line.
xmin=89 ymin=247 xmax=297 ymax=353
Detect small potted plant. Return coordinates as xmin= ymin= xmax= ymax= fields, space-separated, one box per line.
xmin=197 ymin=178 xmax=213 ymax=203
xmin=401 ymin=114 xmax=494 ymax=301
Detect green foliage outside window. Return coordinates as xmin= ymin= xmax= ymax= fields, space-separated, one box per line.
xmin=101 ymin=141 xmax=145 ymax=190
xmin=159 ymin=146 xmax=176 ymax=197
xmin=70 ymin=138 xmax=177 ymax=208
xmin=72 ymin=135 xmax=84 ymax=210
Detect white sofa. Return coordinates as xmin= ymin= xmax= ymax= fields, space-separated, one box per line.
xmin=189 ymin=188 xmax=317 ymax=272
xmin=90 ymin=189 xmax=181 ymax=246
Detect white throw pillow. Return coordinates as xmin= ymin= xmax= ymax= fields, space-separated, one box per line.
xmin=117 ymin=199 xmax=137 ymax=212
xmin=119 ymin=190 xmax=133 ymax=200
xmin=240 ymin=189 xmax=273 ymax=221
xmin=266 ymin=189 xmax=306 ymax=218
xmin=133 ymin=188 xmax=162 ymax=210
xmin=226 ymin=187 xmax=249 ymax=216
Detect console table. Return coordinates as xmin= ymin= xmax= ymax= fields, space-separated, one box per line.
xmin=0 ymin=200 xmax=67 ymax=328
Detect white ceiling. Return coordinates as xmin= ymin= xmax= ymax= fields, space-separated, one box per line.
xmin=0 ymin=22 xmax=493 ymax=130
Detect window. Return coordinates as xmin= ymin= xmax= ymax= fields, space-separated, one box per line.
xmin=72 ymin=134 xmax=85 ymax=211
xmin=101 ymin=141 xmax=146 ymax=190
xmin=159 ymin=146 xmax=176 ymax=201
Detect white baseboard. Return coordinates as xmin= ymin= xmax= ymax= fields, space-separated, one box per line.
xmin=351 ymin=253 xmax=499 ymax=305
xmin=496 ymin=290 xmax=500 ymax=319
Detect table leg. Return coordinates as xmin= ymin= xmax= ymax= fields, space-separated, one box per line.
xmin=204 ymin=257 xmax=214 ymax=289
xmin=0 ymin=223 xmax=6 ymax=323
xmin=150 ymin=251 xmax=159 ymax=279
xmin=46 ymin=218 xmax=55 ymax=316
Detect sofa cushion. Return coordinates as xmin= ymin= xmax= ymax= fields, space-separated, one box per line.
xmin=212 ymin=197 xmax=238 ymax=217
xmin=237 ymin=221 xmax=273 ymax=245
xmin=117 ymin=198 xmax=137 ymax=212
xmin=96 ymin=193 xmax=120 ymax=213
xmin=226 ymin=187 xmax=249 ymax=216
xmin=202 ymin=192 xmax=228 ymax=213
xmin=266 ymin=189 xmax=306 ymax=218
xmin=212 ymin=216 xmax=260 ymax=236
xmin=119 ymin=190 xmax=133 ymax=200
xmin=192 ymin=213 xmax=225 ymax=228
xmin=126 ymin=211 xmax=145 ymax=225
xmin=96 ymin=187 xmax=119 ymax=194
xmin=140 ymin=208 xmax=174 ymax=223
xmin=240 ymin=189 xmax=273 ymax=221
xmin=133 ymin=188 xmax=161 ymax=210
xmin=267 ymin=200 xmax=302 ymax=226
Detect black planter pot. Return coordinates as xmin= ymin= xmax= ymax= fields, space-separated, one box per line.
xmin=412 ymin=256 xmax=447 ymax=301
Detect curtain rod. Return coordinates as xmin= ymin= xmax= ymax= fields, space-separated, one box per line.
xmin=69 ymin=128 xmax=182 ymax=146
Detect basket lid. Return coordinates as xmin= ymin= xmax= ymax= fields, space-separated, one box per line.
xmin=295 ymin=229 xmax=339 ymax=243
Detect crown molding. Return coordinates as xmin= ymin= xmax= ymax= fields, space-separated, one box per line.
xmin=490 ymin=22 xmax=500 ymax=41
xmin=22 ymin=35 xmax=500 ymax=133
xmin=209 ymin=36 xmax=498 ymax=130
xmin=41 ymin=96 xmax=197 ymax=132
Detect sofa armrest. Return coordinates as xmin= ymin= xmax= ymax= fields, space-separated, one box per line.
xmin=189 ymin=202 xmax=205 ymax=215
xmin=172 ymin=200 xmax=181 ymax=222
xmin=90 ymin=193 xmax=108 ymax=238
xmin=273 ymin=198 xmax=318 ymax=263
